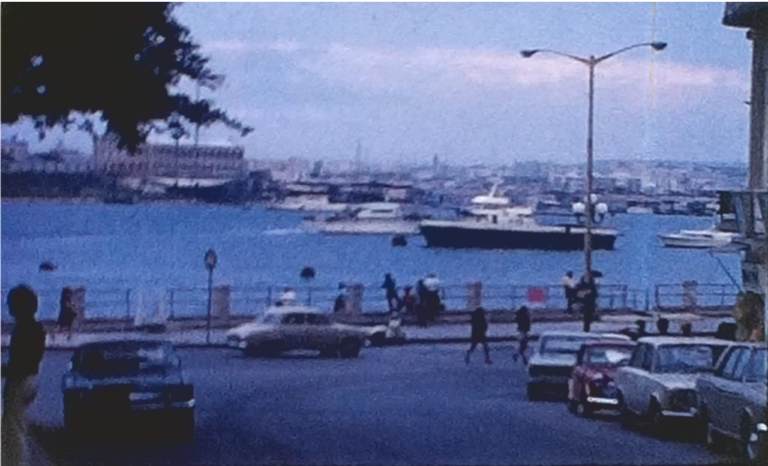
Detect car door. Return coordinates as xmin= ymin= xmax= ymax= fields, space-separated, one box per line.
xmin=721 ymin=348 xmax=753 ymax=437
xmin=281 ymin=313 xmax=306 ymax=350
xmin=569 ymin=347 xmax=587 ymax=401
xmin=700 ymin=346 xmax=738 ymax=429
xmin=304 ymin=313 xmax=331 ymax=349
xmin=621 ymin=343 xmax=649 ymax=413
xmin=709 ymin=347 xmax=747 ymax=436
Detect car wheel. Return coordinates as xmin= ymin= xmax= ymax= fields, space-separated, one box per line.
xmin=319 ymin=347 xmax=339 ymax=358
xmin=576 ymin=395 xmax=592 ymax=418
xmin=742 ymin=417 xmax=764 ymax=462
xmin=527 ymin=383 xmax=541 ymax=402
xmin=696 ymin=405 xmax=710 ymax=445
xmin=647 ymin=401 xmax=667 ymax=438
xmin=63 ymin=400 xmax=85 ymax=442
xmin=175 ymin=410 xmax=195 ymax=444
xmin=618 ymin=394 xmax=634 ymax=430
xmin=369 ymin=332 xmax=386 ymax=347
xmin=339 ymin=338 xmax=361 ymax=358
xmin=567 ymin=398 xmax=577 ymax=414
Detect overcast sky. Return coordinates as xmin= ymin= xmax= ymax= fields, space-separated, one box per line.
xmin=2 ymin=2 xmax=756 ymax=166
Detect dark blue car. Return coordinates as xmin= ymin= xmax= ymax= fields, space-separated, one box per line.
xmin=62 ymin=340 xmax=195 ymax=443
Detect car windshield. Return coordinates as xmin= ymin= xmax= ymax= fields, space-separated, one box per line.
xmin=78 ymin=342 xmax=174 ymax=377
xmin=655 ymin=345 xmax=720 ymax=374
xmin=259 ymin=314 xmax=281 ymax=324
xmin=584 ymin=347 xmax=633 ymax=366
xmin=541 ymin=336 xmax=594 ymax=354
xmin=745 ymin=348 xmax=767 ymax=383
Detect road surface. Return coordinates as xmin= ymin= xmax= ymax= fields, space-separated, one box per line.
xmin=14 ymin=344 xmax=737 ymax=466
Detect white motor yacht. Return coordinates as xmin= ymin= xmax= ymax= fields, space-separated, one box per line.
xmin=267 ymin=194 xmax=348 ymax=213
xmin=306 ymin=202 xmax=421 ymax=235
xmin=659 ymin=229 xmax=741 ymax=249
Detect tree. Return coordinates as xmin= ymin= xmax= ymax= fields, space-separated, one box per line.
xmin=2 ymin=2 xmax=252 ymax=153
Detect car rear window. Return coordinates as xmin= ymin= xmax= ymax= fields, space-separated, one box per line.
xmin=77 ymin=342 xmax=174 ymax=376
xmin=585 ymin=347 xmax=633 ymax=366
xmin=656 ymin=344 xmax=724 ymax=374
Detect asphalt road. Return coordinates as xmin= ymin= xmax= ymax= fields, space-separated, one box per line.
xmin=11 ymin=345 xmax=738 ymax=466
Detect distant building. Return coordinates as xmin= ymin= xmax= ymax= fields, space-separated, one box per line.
xmin=94 ymin=137 xmax=246 ymax=179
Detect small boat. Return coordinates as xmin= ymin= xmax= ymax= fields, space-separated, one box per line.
xmin=267 ymin=194 xmax=349 ymax=213
xmin=659 ymin=229 xmax=741 ymax=249
xmin=305 ymin=203 xmax=421 ymax=236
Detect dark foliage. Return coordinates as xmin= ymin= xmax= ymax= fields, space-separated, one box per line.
xmin=2 ymin=2 xmax=252 ymax=152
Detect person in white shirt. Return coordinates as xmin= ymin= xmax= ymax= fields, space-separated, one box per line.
xmin=423 ymin=273 xmax=442 ymax=320
xmin=280 ymin=287 xmax=297 ymax=305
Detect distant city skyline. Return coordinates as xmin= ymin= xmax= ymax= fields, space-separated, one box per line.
xmin=1 ymin=3 xmax=756 ymax=166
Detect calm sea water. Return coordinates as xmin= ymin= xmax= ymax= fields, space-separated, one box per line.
xmin=1 ymin=201 xmax=742 ymax=319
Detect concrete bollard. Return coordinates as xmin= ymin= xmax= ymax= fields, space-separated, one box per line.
xmin=212 ymin=285 xmax=231 ymax=319
xmin=467 ymin=282 xmax=482 ymax=311
xmin=347 ymin=284 xmax=364 ymax=315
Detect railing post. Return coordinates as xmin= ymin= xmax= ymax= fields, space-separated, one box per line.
xmin=654 ymin=284 xmax=660 ymax=310
xmin=266 ymin=286 xmax=272 ymax=308
xmin=169 ymin=289 xmax=175 ymax=320
xmin=307 ymin=287 xmax=313 ymax=306
xmin=125 ymin=289 xmax=131 ymax=320
xmin=622 ymin=285 xmax=628 ymax=309
xmin=720 ymin=284 xmax=725 ymax=306
xmin=645 ymin=287 xmax=650 ymax=313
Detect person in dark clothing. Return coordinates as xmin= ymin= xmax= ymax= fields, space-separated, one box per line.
xmin=465 ymin=307 xmax=491 ymax=365
xmin=513 ymin=306 xmax=532 ymax=365
xmin=400 ymin=286 xmax=416 ymax=315
xmin=681 ymin=322 xmax=693 ymax=337
xmin=2 ymin=285 xmax=47 ymax=466
xmin=415 ymin=280 xmax=428 ymax=327
xmin=333 ymin=283 xmax=347 ymax=314
xmin=562 ymin=271 xmax=577 ymax=313
xmin=382 ymin=274 xmax=399 ymax=312
xmin=55 ymin=287 xmax=78 ymax=341
xmin=577 ymin=275 xmax=598 ymax=332
xmin=656 ymin=318 xmax=670 ymax=335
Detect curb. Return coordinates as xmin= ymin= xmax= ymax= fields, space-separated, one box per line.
xmin=9 ymin=332 xmax=719 ymax=351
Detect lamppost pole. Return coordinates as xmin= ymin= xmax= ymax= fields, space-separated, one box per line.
xmin=520 ymin=41 xmax=667 ymax=285
xmin=204 ymin=249 xmax=218 ymax=345
xmin=585 ymin=58 xmax=596 ymax=283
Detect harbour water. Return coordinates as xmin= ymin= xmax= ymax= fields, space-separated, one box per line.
xmin=1 ymin=201 xmax=742 ymax=319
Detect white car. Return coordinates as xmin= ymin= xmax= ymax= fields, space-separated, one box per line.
xmin=615 ymin=336 xmax=730 ymax=436
xmin=226 ymin=306 xmax=378 ymax=358
xmin=526 ymin=331 xmax=631 ymax=401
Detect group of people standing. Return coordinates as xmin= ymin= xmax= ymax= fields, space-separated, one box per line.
xmin=381 ymin=273 xmax=443 ymax=327
xmin=562 ymin=270 xmax=599 ymax=332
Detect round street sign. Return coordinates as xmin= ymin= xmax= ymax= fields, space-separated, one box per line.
xmin=204 ymin=249 xmax=217 ymax=271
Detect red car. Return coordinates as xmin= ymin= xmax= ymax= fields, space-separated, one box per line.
xmin=567 ymin=341 xmax=636 ymax=417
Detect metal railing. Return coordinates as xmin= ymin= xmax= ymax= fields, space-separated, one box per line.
xmin=1 ymin=282 xmax=737 ymax=322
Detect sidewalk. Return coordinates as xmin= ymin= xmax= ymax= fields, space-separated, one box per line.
xmin=0 ymin=314 xmax=732 ymax=350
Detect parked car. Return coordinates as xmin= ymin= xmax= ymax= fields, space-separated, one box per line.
xmin=527 ymin=331 xmax=631 ymax=401
xmin=567 ymin=341 xmax=636 ymax=416
xmin=615 ymin=337 xmax=729 ymax=437
xmin=226 ymin=305 xmax=371 ymax=358
xmin=696 ymin=342 xmax=766 ymax=462
xmin=62 ymin=340 xmax=195 ymax=443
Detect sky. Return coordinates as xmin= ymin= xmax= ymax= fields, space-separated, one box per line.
xmin=1 ymin=2 xmax=757 ymax=166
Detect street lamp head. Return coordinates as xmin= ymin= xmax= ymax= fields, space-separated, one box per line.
xmin=520 ymin=50 xmax=538 ymax=58
xmin=650 ymin=41 xmax=667 ymax=51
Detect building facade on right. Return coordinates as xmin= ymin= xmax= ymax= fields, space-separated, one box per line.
xmin=721 ymin=3 xmax=768 ymax=343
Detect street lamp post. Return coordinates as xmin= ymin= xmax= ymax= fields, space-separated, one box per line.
xmin=204 ymin=248 xmax=218 ymax=344
xmin=521 ymin=42 xmax=667 ymax=284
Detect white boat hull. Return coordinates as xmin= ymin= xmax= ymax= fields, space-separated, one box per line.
xmin=659 ymin=234 xmax=735 ymax=249
xmin=307 ymin=221 xmax=420 ymax=236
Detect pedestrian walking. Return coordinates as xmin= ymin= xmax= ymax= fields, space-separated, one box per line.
xmin=2 ymin=285 xmax=47 ymax=466
xmin=513 ymin=306 xmax=531 ymax=365
xmin=562 ymin=271 xmax=577 ymax=313
xmin=382 ymin=273 xmax=399 ymax=312
xmin=333 ymin=283 xmax=347 ymax=314
xmin=55 ymin=287 xmax=78 ymax=341
xmin=465 ymin=307 xmax=491 ymax=365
